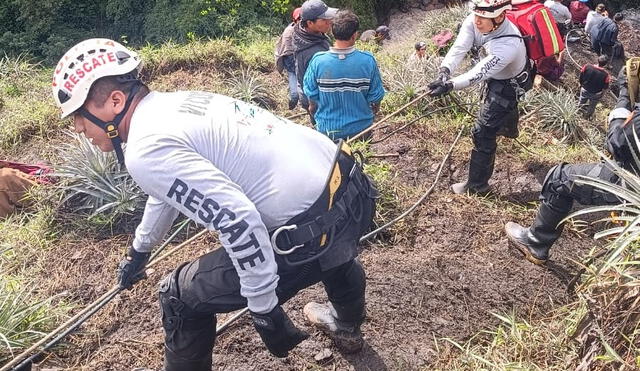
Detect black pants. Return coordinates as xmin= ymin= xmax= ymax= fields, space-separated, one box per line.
xmin=159 ymin=152 xmax=376 ymax=370
xmin=531 ymin=162 xmax=620 ymax=246
xmin=467 ymin=79 xmax=519 ymax=188
xmin=160 ymin=252 xmax=366 ymax=369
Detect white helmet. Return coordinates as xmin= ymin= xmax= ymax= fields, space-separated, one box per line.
xmin=470 ymin=0 xmax=512 ymax=18
xmin=52 ymin=38 xmax=141 ymax=118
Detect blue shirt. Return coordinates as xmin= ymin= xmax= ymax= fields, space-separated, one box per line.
xmin=303 ymin=47 xmax=385 ymax=140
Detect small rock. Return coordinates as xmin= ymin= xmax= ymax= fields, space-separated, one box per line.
xmin=314 ymin=348 xmax=333 ymax=363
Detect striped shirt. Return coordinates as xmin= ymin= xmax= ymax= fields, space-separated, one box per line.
xmin=303 ymin=47 xmax=385 ymax=140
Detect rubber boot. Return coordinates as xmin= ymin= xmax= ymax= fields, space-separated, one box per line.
xmin=304 ymin=297 xmax=365 ymax=353
xmin=505 ymin=203 xmax=567 ymax=265
xmin=451 ymin=150 xmax=494 ymax=195
xmin=164 ymin=347 xmax=212 ymax=371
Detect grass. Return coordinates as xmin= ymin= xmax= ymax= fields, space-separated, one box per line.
xmin=432 ymin=310 xmax=577 ymax=371
xmin=0 ymin=56 xmax=62 ymax=151
xmin=0 ymin=276 xmax=67 ymax=363
xmin=0 ymin=5 xmax=636 ymax=368
xmin=139 ymin=37 xmax=275 ymax=81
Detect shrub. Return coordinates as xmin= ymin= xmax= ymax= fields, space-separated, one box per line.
xmin=529 ymin=88 xmax=585 ymax=143
xmin=0 ymin=276 xmax=66 ymax=363
xmin=54 ymin=132 xmax=146 ymax=224
xmin=226 ymin=67 xmax=277 ymax=109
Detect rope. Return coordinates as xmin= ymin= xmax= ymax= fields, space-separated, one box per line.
xmin=349 ymin=92 xmax=430 ymax=142
xmin=370 ymin=104 xmax=475 ymax=144
xmin=1 ymin=221 xmax=200 ymax=371
xmin=4 ymin=90 xmax=435 ymax=369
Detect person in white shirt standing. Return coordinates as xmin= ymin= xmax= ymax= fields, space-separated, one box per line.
xmin=544 ymin=0 xmax=572 ymax=36
xmin=51 ymin=38 xmax=378 ymax=371
xmin=428 ymin=0 xmax=529 ymax=195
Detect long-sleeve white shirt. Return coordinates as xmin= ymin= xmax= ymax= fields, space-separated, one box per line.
xmin=544 ymin=0 xmax=572 ymax=24
xmin=125 ymin=91 xmax=336 ymax=314
xmin=441 ymin=14 xmax=527 ymax=90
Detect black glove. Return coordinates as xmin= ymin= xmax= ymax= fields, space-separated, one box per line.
xmin=117 ymin=247 xmax=150 ymax=289
xmin=251 ymin=305 xmax=309 ymax=357
xmin=428 ymin=80 xmax=453 ymax=97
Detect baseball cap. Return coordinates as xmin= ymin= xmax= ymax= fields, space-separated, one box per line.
xmin=301 ymin=0 xmax=338 ymax=21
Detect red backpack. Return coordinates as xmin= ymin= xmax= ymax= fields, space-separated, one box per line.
xmin=506 ymin=2 xmax=565 ymax=65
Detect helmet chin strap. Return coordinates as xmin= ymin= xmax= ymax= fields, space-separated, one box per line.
xmin=490 ymin=15 xmax=505 ymax=32
xmin=79 ymin=82 xmax=142 ymax=165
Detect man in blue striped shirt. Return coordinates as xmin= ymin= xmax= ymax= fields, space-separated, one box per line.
xmin=303 ymin=10 xmax=385 ymax=140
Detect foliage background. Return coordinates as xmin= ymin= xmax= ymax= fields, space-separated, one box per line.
xmin=0 ymin=0 xmax=402 ymax=63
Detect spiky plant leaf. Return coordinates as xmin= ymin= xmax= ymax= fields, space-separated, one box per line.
xmin=54 ymin=132 xmax=145 ymax=222
xmin=530 ymin=88 xmax=585 ymax=142
xmin=226 ymin=67 xmax=277 ymax=109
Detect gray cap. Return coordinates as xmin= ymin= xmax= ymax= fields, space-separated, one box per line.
xmin=301 ymin=0 xmax=338 ymax=21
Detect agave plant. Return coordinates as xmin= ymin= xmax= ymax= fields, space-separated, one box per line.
xmin=565 ymin=137 xmax=640 ymax=368
xmin=0 ymin=53 xmax=40 ymax=80
xmin=225 ymin=67 xmax=277 ymax=109
xmin=55 ymin=132 xmax=145 ymax=221
xmin=382 ymin=56 xmax=440 ymax=100
xmin=530 ymin=88 xmax=585 ymax=142
xmin=0 ymin=277 xmax=62 ymax=362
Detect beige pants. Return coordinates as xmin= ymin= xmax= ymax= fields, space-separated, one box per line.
xmin=0 ymin=168 xmax=36 ymax=218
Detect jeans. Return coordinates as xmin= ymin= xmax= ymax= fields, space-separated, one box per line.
xmin=283 ymin=55 xmax=298 ymax=103
xmin=578 ymin=87 xmax=604 ymax=118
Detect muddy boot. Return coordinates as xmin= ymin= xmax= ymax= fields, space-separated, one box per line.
xmin=505 ymin=203 xmax=567 ymax=265
xmin=452 ymin=150 xmax=494 ymax=195
xmin=304 ymin=301 xmax=364 ymax=353
xmin=505 ymin=222 xmax=550 ymax=265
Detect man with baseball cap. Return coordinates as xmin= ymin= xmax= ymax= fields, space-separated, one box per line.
xmin=293 ymin=0 xmax=338 ymax=121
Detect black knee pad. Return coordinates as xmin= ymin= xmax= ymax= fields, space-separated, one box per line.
xmin=540 ymin=164 xmax=573 ymax=210
xmin=471 ymin=124 xmax=498 ymax=155
xmin=159 ymin=263 xmax=189 ymax=332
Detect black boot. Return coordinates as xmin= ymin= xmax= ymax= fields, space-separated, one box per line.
xmin=452 ymin=150 xmax=494 ymax=195
xmin=164 ymin=347 xmax=212 ymax=371
xmin=505 ymin=203 xmax=568 ymax=265
xmin=304 ymin=296 xmax=365 ymax=353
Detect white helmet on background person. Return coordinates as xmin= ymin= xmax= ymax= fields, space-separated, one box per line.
xmin=469 ymin=0 xmax=512 ymax=18
xmin=52 ymin=38 xmax=141 ymax=119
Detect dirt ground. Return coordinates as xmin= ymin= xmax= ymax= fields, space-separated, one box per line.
xmin=23 ymin=5 xmax=634 ymax=371
xmin=31 ymin=120 xmax=594 ymax=371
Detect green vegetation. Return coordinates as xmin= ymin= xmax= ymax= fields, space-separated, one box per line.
xmin=226 ymin=67 xmax=278 ymax=109
xmin=0 ymin=0 xmax=400 ymax=63
xmin=0 ymin=3 xmax=638 ymax=369
xmin=54 ymin=133 xmax=146 ymax=224
xmin=0 ymin=277 xmax=66 ymax=364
